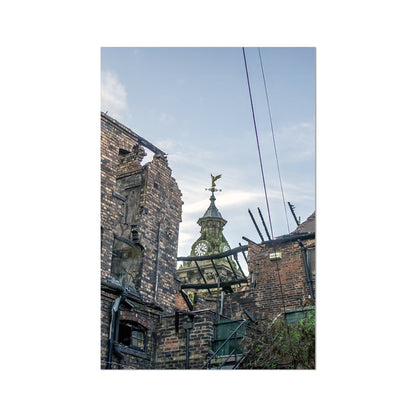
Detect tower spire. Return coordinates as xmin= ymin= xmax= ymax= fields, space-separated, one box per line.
xmin=202 ymin=174 xmax=224 ymax=220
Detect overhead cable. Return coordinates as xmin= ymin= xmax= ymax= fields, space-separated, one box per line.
xmin=242 ymin=47 xmax=274 ymax=238
xmin=258 ymin=48 xmax=290 ymax=234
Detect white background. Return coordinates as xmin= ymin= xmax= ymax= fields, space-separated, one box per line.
xmin=1 ymin=1 xmax=415 ymax=415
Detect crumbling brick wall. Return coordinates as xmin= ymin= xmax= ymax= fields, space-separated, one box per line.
xmin=101 ymin=113 xmax=182 ymax=311
xmin=136 ymin=152 xmax=183 ymax=310
xmin=101 ymin=113 xmax=183 ymax=369
xmin=226 ymin=237 xmax=315 ymax=322
xmin=101 ymin=112 xmax=315 ymax=369
xmin=101 ymin=116 xmax=136 ymax=282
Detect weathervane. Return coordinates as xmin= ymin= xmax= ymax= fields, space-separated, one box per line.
xmin=205 ymin=173 xmax=222 ymax=193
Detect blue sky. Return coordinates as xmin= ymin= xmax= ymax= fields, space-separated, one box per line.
xmin=101 ymin=47 xmax=315 ymax=257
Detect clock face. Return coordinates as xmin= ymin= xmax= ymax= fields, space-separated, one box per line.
xmin=194 ymin=241 xmax=208 ymax=256
xmin=219 ymin=242 xmax=230 ymax=253
xmin=222 ymin=244 xmax=230 ymax=253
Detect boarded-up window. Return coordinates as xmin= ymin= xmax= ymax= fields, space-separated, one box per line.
xmin=213 ymin=319 xmax=245 ymax=356
xmin=111 ymin=237 xmax=143 ymax=288
xmin=307 ymin=247 xmax=315 ymax=276
xmin=285 ymin=307 xmax=315 ymax=325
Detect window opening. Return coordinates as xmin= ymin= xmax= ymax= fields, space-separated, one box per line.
xmin=111 ymin=238 xmax=143 ymax=287
xmin=214 ymin=319 xmax=245 ymax=356
xmin=307 ymin=247 xmax=315 ymax=277
xmin=118 ymin=321 xmax=146 ymax=351
xmin=284 ymin=307 xmax=315 ymax=325
xmin=119 ymin=148 xmax=130 ymax=156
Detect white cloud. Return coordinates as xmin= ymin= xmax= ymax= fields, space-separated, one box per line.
xmin=178 ymin=220 xmax=201 ymax=256
xmin=182 ymin=199 xmax=210 ymax=215
xmin=101 ymin=71 xmax=128 ymax=120
xmin=179 ymin=181 xmax=262 ymax=214
xmin=211 ymin=189 xmax=264 ymax=209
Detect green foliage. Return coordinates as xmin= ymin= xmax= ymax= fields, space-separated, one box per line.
xmin=241 ymin=309 xmax=315 ymax=369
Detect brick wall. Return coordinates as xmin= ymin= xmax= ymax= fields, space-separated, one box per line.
xmin=101 ymin=113 xmax=183 ymax=369
xmin=101 ymin=289 xmax=161 ymax=369
xmin=136 ymin=153 xmax=183 ymax=311
xmin=101 ymin=114 xmax=182 ymax=307
xmin=101 ymin=112 xmax=315 ymax=369
xmin=101 ymin=118 xmax=136 ymax=281
xmin=226 ymin=237 xmax=315 ymax=322
xmin=155 ymin=310 xmax=216 ymax=369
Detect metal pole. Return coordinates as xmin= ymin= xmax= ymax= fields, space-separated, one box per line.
xmin=298 ymin=240 xmax=315 ymax=300
xmin=234 ymin=327 xmax=237 ymax=363
xmin=209 ymin=258 xmax=222 ymax=324
xmin=153 ymin=222 xmax=162 ymax=303
xmin=194 ymin=260 xmax=212 ymax=295
xmin=107 ymin=296 xmax=122 ymax=369
xmin=186 ymin=328 xmax=190 ymax=369
xmin=226 ymin=256 xmax=239 ymax=279
xmin=248 ymin=209 xmax=265 ymax=242
xmin=234 ymin=256 xmax=246 ymax=278
xmin=288 ymin=202 xmax=300 ymax=226
xmin=216 ymin=274 xmax=220 ymax=324
xmin=239 ymin=243 xmax=249 ymax=265
xmin=258 ymin=207 xmax=272 ymax=240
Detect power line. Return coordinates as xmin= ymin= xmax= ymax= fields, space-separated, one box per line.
xmin=242 ymin=47 xmax=274 ymax=238
xmin=258 ymin=48 xmax=290 ymax=234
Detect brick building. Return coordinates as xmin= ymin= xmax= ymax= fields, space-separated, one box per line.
xmin=101 ymin=112 xmax=184 ymax=369
xmin=101 ymin=112 xmax=315 ymax=369
xmin=101 ymin=113 xmax=230 ymax=369
xmin=227 ymin=212 xmax=316 ymax=323
xmin=177 ymin=208 xmax=315 ymax=368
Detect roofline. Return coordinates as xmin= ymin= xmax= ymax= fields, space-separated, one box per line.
xmin=101 ymin=112 xmax=165 ymax=155
xmin=262 ymin=232 xmax=315 ymax=246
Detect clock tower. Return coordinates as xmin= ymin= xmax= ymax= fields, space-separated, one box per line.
xmin=177 ymin=175 xmax=243 ymax=301
xmin=190 ymin=191 xmax=231 ymax=257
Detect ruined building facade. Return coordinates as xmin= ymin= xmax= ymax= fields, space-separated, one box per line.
xmin=226 ymin=213 xmax=316 ymax=323
xmin=101 ymin=113 xmax=315 ymax=369
xmin=101 ymin=113 xmax=183 ymax=369
xmin=176 ymin=199 xmax=315 ymax=368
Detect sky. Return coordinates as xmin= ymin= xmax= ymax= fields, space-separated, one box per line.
xmin=101 ymin=47 xmax=315 ymax=258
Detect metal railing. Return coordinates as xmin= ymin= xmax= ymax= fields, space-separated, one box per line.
xmin=202 ymin=320 xmax=249 ymax=369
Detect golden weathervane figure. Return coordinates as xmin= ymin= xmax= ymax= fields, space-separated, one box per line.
xmin=206 ymin=173 xmax=222 ymax=193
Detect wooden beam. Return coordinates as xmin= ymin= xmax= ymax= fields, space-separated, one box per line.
xmin=181 ymin=278 xmax=247 ymax=290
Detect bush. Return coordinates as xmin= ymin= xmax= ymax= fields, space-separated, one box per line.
xmin=241 ymin=309 xmax=315 ymax=369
